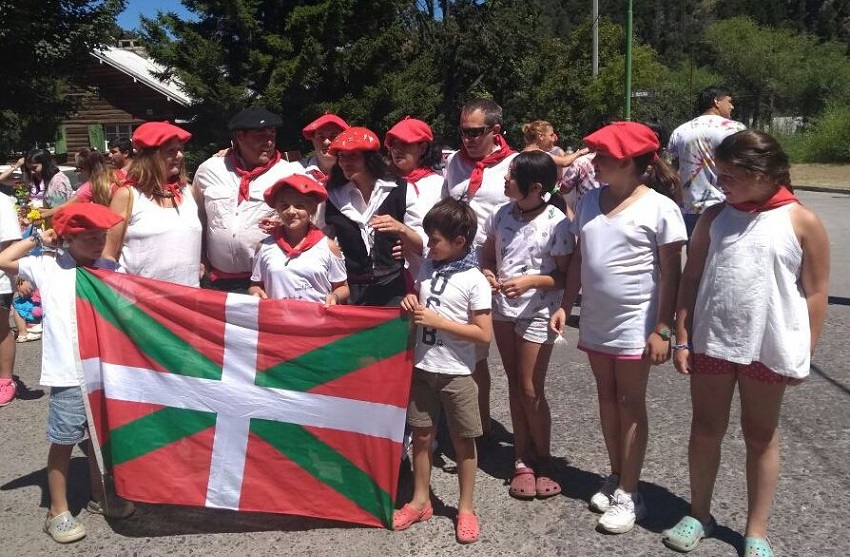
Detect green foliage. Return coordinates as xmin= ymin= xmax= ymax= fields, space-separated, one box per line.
xmin=778 ymin=103 xmax=850 ymax=163
xmin=0 ymin=0 xmax=125 ymax=156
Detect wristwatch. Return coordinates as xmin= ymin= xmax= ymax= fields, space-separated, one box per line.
xmin=654 ymin=326 xmax=672 ymax=341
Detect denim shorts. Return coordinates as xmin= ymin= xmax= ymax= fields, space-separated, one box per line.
xmin=494 ymin=313 xmax=558 ymax=345
xmin=47 ymin=386 xmax=88 ymax=445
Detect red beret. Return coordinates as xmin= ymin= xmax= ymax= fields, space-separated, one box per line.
xmin=302 ymin=113 xmax=350 ymax=140
xmin=328 ymin=127 xmax=381 ymax=155
xmin=384 ymin=117 xmax=434 ymax=148
xmin=132 ymin=121 xmax=192 ymax=150
xmin=53 ymin=203 xmax=124 ymax=237
xmin=583 ymin=121 xmax=659 ymax=160
xmin=264 ymin=174 xmax=327 ymax=206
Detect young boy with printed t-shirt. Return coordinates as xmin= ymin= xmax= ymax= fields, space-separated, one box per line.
xmin=0 ymin=203 xmax=136 ymax=543
xmin=394 ymin=197 xmax=492 ymax=545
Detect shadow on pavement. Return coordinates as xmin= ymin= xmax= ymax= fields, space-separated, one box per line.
xmin=13 ymin=374 xmax=45 ymax=400
xmin=1 ymin=457 xmax=95 ymax=514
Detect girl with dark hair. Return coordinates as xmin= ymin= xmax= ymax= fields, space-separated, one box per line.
xmin=550 ymin=122 xmax=687 ymax=534
xmin=385 ymin=117 xmax=444 ymax=213
xmin=481 ymin=150 xmax=574 ymax=500
xmin=23 ymin=148 xmax=73 ymax=209
xmin=663 ymin=130 xmax=829 ymax=556
xmin=324 ymin=127 xmax=426 ymax=306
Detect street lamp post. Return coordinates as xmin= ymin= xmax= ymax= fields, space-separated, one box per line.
xmin=624 ymin=0 xmax=633 ymax=120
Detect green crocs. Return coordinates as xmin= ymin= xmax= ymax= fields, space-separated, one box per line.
xmin=745 ymin=537 xmax=774 ymax=557
xmin=662 ymin=515 xmax=715 ymax=553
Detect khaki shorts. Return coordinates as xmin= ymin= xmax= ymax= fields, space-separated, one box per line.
xmin=407 ymin=368 xmax=482 ymax=438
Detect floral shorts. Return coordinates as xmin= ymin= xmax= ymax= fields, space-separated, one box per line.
xmin=693 ymin=353 xmax=787 ymax=384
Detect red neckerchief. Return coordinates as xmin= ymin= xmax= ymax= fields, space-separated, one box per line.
xmin=273 ymin=225 xmax=326 ymax=259
xmin=307 ymin=168 xmax=327 ymax=185
xmin=729 ymin=186 xmax=799 ymax=213
xmin=459 ymin=134 xmax=516 ymax=198
xmin=403 ymin=167 xmax=438 ymax=196
xmin=229 ymin=150 xmax=282 ymax=204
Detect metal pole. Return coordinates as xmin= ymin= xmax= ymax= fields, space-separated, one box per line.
xmin=624 ymin=0 xmax=633 ymax=120
xmin=592 ymin=0 xmax=599 ymax=77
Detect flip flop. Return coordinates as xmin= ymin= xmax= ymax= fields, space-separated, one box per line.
xmin=662 ymin=515 xmax=716 ymax=552
xmin=392 ymin=502 xmax=433 ymax=531
xmin=744 ymin=537 xmax=774 ymax=557
xmin=456 ymin=511 xmax=480 ymax=544
xmin=509 ymin=466 xmax=536 ymax=499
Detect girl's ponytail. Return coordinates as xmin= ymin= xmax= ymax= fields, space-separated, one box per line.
xmin=636 ymin=152 xmax=679 ymax=201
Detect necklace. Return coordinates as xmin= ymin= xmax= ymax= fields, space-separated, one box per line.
xmin=151 ymin=189 xmax=174 ymax=198
xmin=516 ymin=200 xmax=546 ymax=215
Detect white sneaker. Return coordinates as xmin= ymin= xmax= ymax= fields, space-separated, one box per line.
xmin=597 ymin=488 xmax=647 ymax=534
xmin=589 ymin=473 xmax=619 ymax=513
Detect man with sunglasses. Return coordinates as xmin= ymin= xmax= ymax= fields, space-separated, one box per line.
xmin=443 ymin=98 xmax=518 ymax=444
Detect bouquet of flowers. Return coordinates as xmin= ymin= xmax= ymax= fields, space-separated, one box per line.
xmin=14 ymin=181 xmax=42 ymax=225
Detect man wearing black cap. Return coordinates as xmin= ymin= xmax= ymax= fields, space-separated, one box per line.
xmin=193 ymin=107 xmax=306 ymax=292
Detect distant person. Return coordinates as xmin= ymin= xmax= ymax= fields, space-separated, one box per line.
xmin=664 ymin=130 xmax=829 ymax=555
xmin=193 ymin=107 xmax=306 ymax=292
xmin=22 ymin=149 xmax=73 ymax=210
xmin=668 ymin=86 xmax=746 ymax=237
xmin=301 ymin=113 xmax=350 ymax=184
xmin=521 ymin=120 xmax=589 ymax=169
xmin=0 ymin=189 xmax=21 ymax=406
xmin=107 ymin=136 xmax=134 ymax=180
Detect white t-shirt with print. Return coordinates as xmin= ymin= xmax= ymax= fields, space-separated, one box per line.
xmin=18 ymin=253 xmax=118 ymax=387
xmin=572 ymin=187 xmax=687 ymax=354
xmin=251 ymin=236 xmax=347 ymax=302
xmin=486 ymin=203 xmax=574 ymax=320
xmin=443 ymin=151 xmax=517 ymax=251
xmin=0 ymin=193 xmax=22 ymax=294
xmin=667 ymin=114 xmax=746 ymax=214
xmin=414 ymin=262 xmax=492 ymax=376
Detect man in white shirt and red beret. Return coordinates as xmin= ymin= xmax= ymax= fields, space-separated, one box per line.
xmin=193 ymin=107 xmax=306 ymax=293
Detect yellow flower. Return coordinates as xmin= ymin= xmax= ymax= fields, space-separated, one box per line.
xmin=26 ymin=208 xmax=41 ymax=222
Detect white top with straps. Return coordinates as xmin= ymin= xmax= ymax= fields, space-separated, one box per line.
xmin=693 ymin=203 xmax=810 ymax=377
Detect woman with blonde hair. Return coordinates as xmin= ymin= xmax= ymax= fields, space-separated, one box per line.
xmin=521 ymin=120 xmax=589 ymax=169
xmin=105 ymin=122 xmax=202 ymax=286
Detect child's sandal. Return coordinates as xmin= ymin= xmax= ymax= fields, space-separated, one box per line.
xmin=535 ymin=460 xmax=561 ymax=499
xmin=456 ymin=511 xmax=480 ymax=544
xmin=392 ymin=502 xmax=433 ymax=531
xmin=508 ymin=466 xmax=536 ymax=499
xmin=662 ymin=515 xmax=715 ymax=552
xmin=43 ymin=511 xmax=86 ymax=543
xmin=744 ymin=537 xmax=774 ymax=557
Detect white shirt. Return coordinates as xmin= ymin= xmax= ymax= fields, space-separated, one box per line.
xmin=193 ymin=156 xmax=307 ymax=274
xmin=120 ymin=187 xmax=203 ymax=287
xmin=251 ymin=236 xmax=347 ymax=302
xmin=443 ymin=150 xmax=517 ymax=251
xmin=18 ymin=253 xmax=117 ymax=387
xmin=410 ymin=173 xmax=444 ymax=216
xmin=324 ymin=178 xmax=427 ymax=256
xmin=573 ymin=188 xmax=687 ymax=354
xmin=694 ymin=204 xmax=810 ymax=378
xmin=414 ymin=262 xmax=492 ymax=376
xmin=668 ymin=114 xmax=746 ymax=214
xmin=486 ymin=203 xmax=574 ymax=320
xmin=0 ymin=193 xmax=22 ymax=294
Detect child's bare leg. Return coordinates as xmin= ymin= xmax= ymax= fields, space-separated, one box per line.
xmin=472 ymin=359 xmax=491 ymax=437
xmin=0 ymin=307 xmax=14 ymax=381
xmin=739 ymin=374 xmax=786 ymax=538
xmin=11 ymin=307 xmax=27 ymax=338
xmin=613 ymin=358 xmax=651 ymax=493
xmin=588 ymin=354 xmax=620 ymax=475
xmin=494 ymin=322 xmax=531 ymax=463
xmin=452 ymin=435 xmax=477 ymax=514
xmin=688 ymin=373 xmax=736 ymax=522
xmin=409 ymin=426 xmax=435 ymax=509
xmin=47 ymin=443 xmax=75 ymax=516
xmin=516 ymin=339 xmax=553 ymax=460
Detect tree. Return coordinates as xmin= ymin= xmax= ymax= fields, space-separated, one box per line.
xmin=0 ymin=0 xmax=125 ymax=157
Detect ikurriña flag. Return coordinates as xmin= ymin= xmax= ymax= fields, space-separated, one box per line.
xmin=74 ymin=267 xmax=413 ymax=528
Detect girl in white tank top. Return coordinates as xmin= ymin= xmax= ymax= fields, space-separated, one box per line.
xmin=667 ymin=130 xmax=830 ymax=556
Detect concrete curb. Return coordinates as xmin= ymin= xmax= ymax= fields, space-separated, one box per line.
xmin=792 ymin=184 xmax=850 ymax=194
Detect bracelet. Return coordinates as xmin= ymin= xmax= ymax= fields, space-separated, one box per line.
xmin=672 ymin=342 xmax=692 ymax=351
xmin=29 ymin=234 xmax=42 ymax=247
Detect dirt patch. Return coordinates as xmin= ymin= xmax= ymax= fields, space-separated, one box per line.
xmin=791 ymin=164 xmax=850 ymax=190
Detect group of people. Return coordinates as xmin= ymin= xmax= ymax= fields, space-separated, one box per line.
xmin=0 ymin=88 xmax=830 ymax=556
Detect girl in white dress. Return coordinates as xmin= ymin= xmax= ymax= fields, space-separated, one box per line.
xmin=550 ymin=122 xmax=687 ymax=534
xmin=249 ymin=174 xmax=348 ymax=304
xmin=482 ymin=150 xmax=574 ymax=501
xmin=663 ymin=130 xmax=829 ymax=556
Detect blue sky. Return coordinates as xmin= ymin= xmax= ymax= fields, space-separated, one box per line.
xmin=117 ymin=0 xmax=195 ymax=31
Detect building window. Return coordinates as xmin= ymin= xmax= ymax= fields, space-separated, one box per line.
xmin=103 ymin=123 xmax=136 ymax=146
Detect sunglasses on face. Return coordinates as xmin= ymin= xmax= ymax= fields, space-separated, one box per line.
xmin=458 ymin=126 xmax=492 ymax=139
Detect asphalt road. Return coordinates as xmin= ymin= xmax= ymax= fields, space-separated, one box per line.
xmin=1 ymin=190 xmax=847 ymax=557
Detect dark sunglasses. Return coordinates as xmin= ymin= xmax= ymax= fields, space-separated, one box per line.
xmin=458 ymin=126 xmax=492 ymax=139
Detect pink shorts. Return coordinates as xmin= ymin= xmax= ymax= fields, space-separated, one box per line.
xmin=693 ymin=353 xmax=786 ymax=384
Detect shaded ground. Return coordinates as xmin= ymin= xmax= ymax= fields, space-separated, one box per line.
xmin=791 ymin=163 xmax=850 ymax=190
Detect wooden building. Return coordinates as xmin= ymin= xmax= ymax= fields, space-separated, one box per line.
xmin=58 ymin=42 xmax=192 ymax=159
